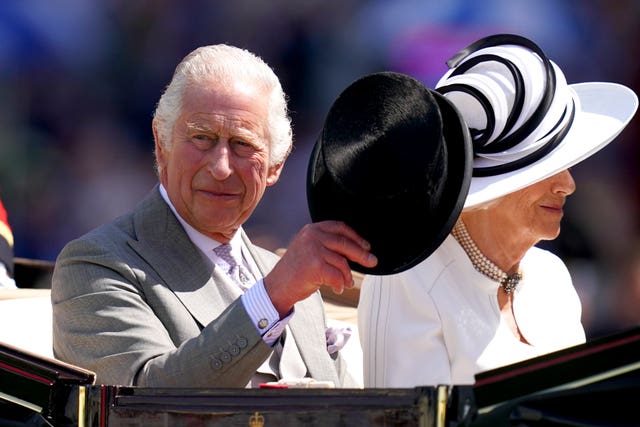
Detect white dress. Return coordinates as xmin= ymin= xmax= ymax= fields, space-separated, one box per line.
xmin=358 ymin=234 xmax=586 ymax=387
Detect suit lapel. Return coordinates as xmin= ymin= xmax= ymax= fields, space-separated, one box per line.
xmin=289 ymin=294 xmax=339 ymax=385
xmin=242 ymin=233 xmax=338 ymax=384
xmin=127 ymin=189 xmax=337 ymax=383
xmin=127 ymin=187 xmax=238 ymax=328
xmin=243 ymin=234 xmax=340 ymax=386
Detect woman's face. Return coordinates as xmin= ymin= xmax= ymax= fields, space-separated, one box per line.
xmin=492 ymin=170 xmax=576 ymax=242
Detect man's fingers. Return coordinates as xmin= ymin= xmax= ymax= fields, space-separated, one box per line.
xmin=321 ymin=248 xmax=356 ymax=289
xmin=315 ymin=221 xmax=370 ymax=248
xmin=313 ymin=221 xmax=378 ymax=268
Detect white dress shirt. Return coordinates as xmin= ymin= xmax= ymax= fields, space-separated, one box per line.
xmin=359 ymin=234 xmax=586 ymax=387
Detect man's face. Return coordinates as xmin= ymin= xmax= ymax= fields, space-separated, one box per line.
xmin=156 ymin=79 xmax=284 ymax=242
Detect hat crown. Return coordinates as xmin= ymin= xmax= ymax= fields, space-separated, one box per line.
xmin=321 ymin=72 xmax=447 ymax=200
xmin=307 ymin=71 xmax=472 ymax=274
xmin=436 ymin=34 xmax=577 ymax=177
xmin=445 ymin=34 xmax=638 ymax=208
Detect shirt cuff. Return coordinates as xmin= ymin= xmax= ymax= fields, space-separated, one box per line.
xmin=241 ymin=279 xmax=292 ymax=346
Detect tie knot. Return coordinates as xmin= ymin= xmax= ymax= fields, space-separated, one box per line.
xmin=214 ymin=244 xmax=239 ymax=271
xmin=213 ymin=243 xmax=255 ymax=289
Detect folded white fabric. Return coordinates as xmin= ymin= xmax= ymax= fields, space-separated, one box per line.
xmin=261 ymin=378 xmax=336 ymax=388
xmin=325 ymin=324 xmax=352 ymax=355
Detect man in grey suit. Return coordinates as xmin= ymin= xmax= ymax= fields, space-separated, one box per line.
xmin=51 ymin=44 xmax=377 ymax=388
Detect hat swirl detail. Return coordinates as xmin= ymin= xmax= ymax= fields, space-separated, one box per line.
xmin=436 ymin=34 xmax=577 ymax=177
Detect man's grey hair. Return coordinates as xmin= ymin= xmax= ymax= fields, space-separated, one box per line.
xmin=153 ymin=44 xmax=293 ymax=174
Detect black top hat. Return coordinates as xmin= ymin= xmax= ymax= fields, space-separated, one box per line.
xmin=307 ymin=72 xmax=472 ymax=275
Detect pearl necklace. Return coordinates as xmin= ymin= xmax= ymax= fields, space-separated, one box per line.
xmin=451 ymin=220 xmax=521 ymax=294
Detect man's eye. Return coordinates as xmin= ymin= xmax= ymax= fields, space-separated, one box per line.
xmin=233 ymin=139 xmax=251 ymax=147
xmin=231 ymin=138 xmax=260 ymax=156
xmin=191 ymin=135 xmax=214 ymax=149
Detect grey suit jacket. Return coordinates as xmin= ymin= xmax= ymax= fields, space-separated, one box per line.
xmin=51 ymin=186 xmax=354 ymax=387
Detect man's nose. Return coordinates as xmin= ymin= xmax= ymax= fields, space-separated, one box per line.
xmin=208 ymin=141 xmax=233 ymax=179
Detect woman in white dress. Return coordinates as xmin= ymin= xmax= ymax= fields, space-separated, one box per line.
xmin=358 ymin=34 xmax=638 ymax=387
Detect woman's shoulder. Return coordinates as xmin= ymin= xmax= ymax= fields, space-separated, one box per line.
xmin=363 ymin=235 xmax=459 ymax=291
xmin=521 ymin=245 xmax=574 ymax=290
xmin=525 ymin=245 xmax=568 ymax=271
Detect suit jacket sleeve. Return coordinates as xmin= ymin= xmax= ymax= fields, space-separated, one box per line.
xmin=51 ymin=233 xmax=276 ymax=387
xmin=52 ymin=187 xmax=353 ymax=388
xmin=51 ymin=190 xmax=274 ymax=387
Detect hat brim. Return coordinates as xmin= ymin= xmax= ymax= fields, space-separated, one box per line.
xmin=465 ymin=82 xmax=638 ymax=208
xmin=307 ymin=89 xmax=472 ymax=275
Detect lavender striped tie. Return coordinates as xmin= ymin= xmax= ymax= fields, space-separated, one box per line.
xmin=213 ymin=244 xmax=255 ymax=290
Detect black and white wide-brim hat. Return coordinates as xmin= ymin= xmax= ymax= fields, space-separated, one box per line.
xmin=435 ymin=34 xmax=638 ymax=208
xmin=307 ymin=72 xmax=472 ymax=275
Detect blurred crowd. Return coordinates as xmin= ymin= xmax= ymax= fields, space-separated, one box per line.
xmin=1 ymin=0 xmax=639 ymax=339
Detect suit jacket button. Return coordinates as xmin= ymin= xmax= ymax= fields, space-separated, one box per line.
xmin=210 ymin=357 xmax=223 ymax=370
xmin=237 ymin=337 xmax=248 ymax=348
xmin=220 ymin=351 xmax=231 ymax=362
xmin=229 ymin=344 xmax=240 ymax=355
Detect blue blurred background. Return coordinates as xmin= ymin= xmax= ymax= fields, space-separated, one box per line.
xmin=1 ymin=0 xmax=639 ymax=339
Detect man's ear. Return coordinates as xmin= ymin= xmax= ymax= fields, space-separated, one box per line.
xmin=152 ymin=120 xmax=169 ymax=185
xmin=266 ymin=161 xmax=286 ymax=186
xmin=266 ymin=143 xmax=292 ymax=186
xmin=152 ymin=120 xmax=166 ymax=164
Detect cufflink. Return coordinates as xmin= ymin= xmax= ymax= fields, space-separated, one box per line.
xmin=258 ymin=318 xmax=268 ymax=329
